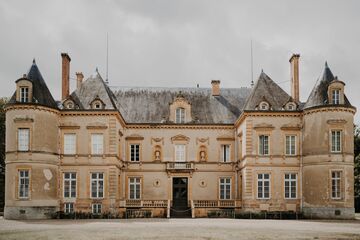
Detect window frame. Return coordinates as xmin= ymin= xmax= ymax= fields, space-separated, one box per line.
xmin=258 ymin=135 xmax=269 ymax=156
xmin=221 ymin=144 xmax=230 ymax=162
xmin=219 ymin=177 xmax=231 ymax=200
xmin=18 ymin=128 xmax=30 ymax=152
xmin=285 ymin=135 xmax=296 ymax=156
xmin=63 ymin=133 xmax=77 ymax=155
xmin=18 ymin=169 xmax=30 ymax=199
xmin=63 ymin=172 xmax=77 ymax=199
xmin=90 ymin=172 xmax=104 ymax=199
xmin=332 ymin=89 xmax=340 ymax=105
xmin=257 ymin=173 xmax=270 ymax=199
xmin=19 ymin=86 xmax=29 ymax=103
xmin=175 ymin=107 xmax=185 ymax=123
xmin=92 ymin=203 xmax=102 ymax=215
xmin=130 ymin=144 xmax=140 ymax=162
xmin=128 ymin=177 xmax=141 ymax=200
xmin=174 ymin=144 xmax=186 ymax=162
xmin=91 ymin=133 xmax=104 ymax=155
xmin=331 ymin=130 xmax=342 ymax=153
xmin=64 ymin=203 xmax=74 ymax=214
xmin=284 ymin=173 xmax=297 ymax=199
xmin=331 ymin=171 xmax=342 ymax=200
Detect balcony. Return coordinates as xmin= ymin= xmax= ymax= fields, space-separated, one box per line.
xmin=125 ymin=199 xmax=168 ymax=208
xmin=166 ymin=162 xmax=195 ymax=172
xmin=193 ymin=200 xmax=239 ymax=208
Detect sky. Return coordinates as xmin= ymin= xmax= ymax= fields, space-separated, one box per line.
xmin=0 ymin=0 xmax=359 ymax=123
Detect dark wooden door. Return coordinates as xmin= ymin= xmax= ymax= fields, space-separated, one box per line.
xmin=172 ymin=177 xmax=188 ymax=207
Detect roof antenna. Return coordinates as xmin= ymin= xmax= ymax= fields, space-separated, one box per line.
xmin=105 ymin=33 xmax=109 ymax=85
xmin=250 ymin=39 xmax=254 ymax=87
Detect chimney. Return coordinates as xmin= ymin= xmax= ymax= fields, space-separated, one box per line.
xmin=61 ymin=53 xmax=71 ymax=101
xmin=211 ymin=80 xmax=220 ymax=96
xmin=76 ymin=72 xmax=84 ymax=90
xmin=289 ymin=54 xmax=300 ymax=102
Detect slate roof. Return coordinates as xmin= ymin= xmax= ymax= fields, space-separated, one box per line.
xmin=243 ymin=71 xmax=293 ymax=111
xmin=8 ymin=60 xmax=58 ymax=109
xmin=304 ymin=62 xmax=352 ymax=109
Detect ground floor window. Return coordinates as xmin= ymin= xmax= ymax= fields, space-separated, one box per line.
xmin=331 ymin=171 xmax=342 ymax=199
xmin=284 ymin=173 xmax=297 ymax=199
xmin=219 ymin=178 xmax=231 ymax=200
xmin=92 ymin=203 xmax=102 ymax=214
xmin=91 ymin=172 xmax=104 ymax=198
xmin=18 ymin=169 xmax=30 ymax=199
xmin=64 ymin=203 xmax=74 ymax=214
xmin=257 ymin=173 xmax=270 ymax=199
xmin=129 ymin=177 xmax=141 ymax=199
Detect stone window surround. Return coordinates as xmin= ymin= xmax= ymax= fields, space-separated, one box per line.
xmin=219 ymin=177 xmax=232 ymax=200
xmin=127 ymin=176 xmax=142 ymax=200
xmin=17 ymin=168 xmax=31 ymax=200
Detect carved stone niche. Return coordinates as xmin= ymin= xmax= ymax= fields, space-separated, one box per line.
xmin=153 ymin=145 xmax=162 ymax=162
xmin=198 ymin=145 xmax=207 ymax=162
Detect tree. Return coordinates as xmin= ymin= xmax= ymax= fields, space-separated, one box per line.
xmin=0 ymin=97 xmax=7 ymax=172
xmin=354 ymin=125 xmax=360 ymax=201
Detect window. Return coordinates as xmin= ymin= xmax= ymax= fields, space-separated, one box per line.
xmin=259 ymin=102 xmax=269 ymax=110
xmin=331 ymin=171 xmax=341 ymax=199
xmin=64 ymin=134 xmax=76 ymax=155
xmin=175 ymin=108 xmax=185 ymax=123
xmin=95 ymin=103 xmax=101 ymax=109
xmin=219 ymin=178 xmax=231 ymax=200
xmin=18 ymin=170 xmax=30 ymax=199
xmin=285 ymin=135 xmax=296 ymax=156
xmin=66 ymin=102 xmax=74 ymax=109
xmin=331 ymin=130 xmax=341 ymax=153
xmin=129 ymin=177 xmax=141 ymax=200
xmin=63 ymin=172 xmax=76 ymax=198
xmin=332 ymin=89 xmax=340 ymax=104
xmin=91 ymin=134 xmax=104 ymax=155
xmin=91 ymin=173 xmax=104 ymax=198
xmin=175 ymin=144 xmax=186 ymax=161
xmin=92 ymin=204 xmax=102 ymax=215
xmin=18 ymin=128 xmax=30 ymax=151
xmin=130 ymin=144 xmax=140 ymax=162
xmin=20 ymin=87 xmax=29 ymax=103
xmin=221 ymin=145 xmax=230 ymax=162
xmin=284 ymin=173 xmax=297 ymax=199
xmin=64 ymin=203 xmax=74 ymax=214
xmin=259 ymin=135 xmax=269 ymax=155
xmin=257 ymin=173 xmax=270 ymax=199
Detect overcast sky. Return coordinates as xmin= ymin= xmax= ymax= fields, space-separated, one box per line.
xmin=0 ymin=0 xmax=359 ymax=122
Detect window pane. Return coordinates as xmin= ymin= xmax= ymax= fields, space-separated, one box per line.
xmin=64 ymin=134 xmax=76 ymax=154
xmin=18 ymin=129 xmax=30 ymax=151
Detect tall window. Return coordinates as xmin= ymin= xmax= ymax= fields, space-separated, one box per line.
xmin=91 ymin=173 xmax=104 ymax=198
xmin=129 ymin=177 xmax=141 ymax=199
xmin=92 ymin=203 xmax=102 ymax=215
xmin=332 ymin=89 xmax=340 ymax=104
xmin=284 ymin=173 xmax=297 ymax=199
xmin=63 ymin=172 xmax=76 ymax=198
xmin=331 ymin=130 xmax=341 ymax=153
xmin=285 ymin=135 xmax=296 ymax=155
xmin=18 ymin=170 xmax=30 ymax=199
xmin=20 ymin=87 xmax=29 ymax=103
xmin=331 ymin=171 xmax=341 ymax=199
xmin=259 ymin=135 xmax=269 ymax=155
xmin=175 ymin=144 xmax=186 ymax=161
xmin=18 ymin=128 xmax=30 ymax=151
xmin=175 ymin=108 xmax=185 ymax=123
xmin=130 ymin=144 xmax=140 ymax=162
xmin=219 ymin=178 xmax=231 ymax=200
xmin=257 ymin=173 xmax=270 ymax=199
xmin=91 ymin=134 xmax=103 ymax=155
xmin=221 ymin=145 xmax=230 ymax=162
xmin=64 ymin=134 xmax=76 ymax=155
xmin=64 ymin=203 xmax=74 ymax=214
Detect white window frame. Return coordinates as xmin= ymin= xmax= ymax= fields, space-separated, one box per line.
xmin=332 ymin=89 xmax=340 ymax=104
xmin=18 ymin=169 xmax=30 ymax=199
xmin=259 ymin=135 xmax=269 ymax=156
xmin=64 ymin=203 xmax=74 ymax=214
xmin=63 ymin=133 xmax=76 ymax=155
xmin=331 ymin=171 xmax=342 ymax=199
xmin=284 ymin=173 xmax=297 ymax=199
xmin=91 ymin=133 xmax=104 ymax=155
xmin=175 ymin=144 xmax=186 ymax=162
xmin=219 ymin=177 xmax=231 ymax=200
xmin=91 ymin=172 xmax=104 ymax=199
xmin=221 ymin=145 xmax=230 ymax=162
xmin=129 ymin=177 xmax=141 ymax=200
xmin=20 ymin=87 xmax=29 ymax=103
xmin=331 ymin=130 xmax=342 ymax=153
xmin=92 ymin=203 xmax=102 ymax=215
xmin=130 ymin=144 xmax=140 ymax=162
xmin=257 ymin=173 xmax=270 ymax=199
xmin=63 ymin=172 xmax=77 ymax=198
xmin=18 ymin=128 xmax=30 ymax=151
xmin=285 ymin=135 xmax=296 ymax=156
xmin=175 ymin=107 xmax=185 ymax=123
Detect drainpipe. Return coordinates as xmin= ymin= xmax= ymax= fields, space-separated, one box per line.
xmin=234 ymin=129 xmax=238 ymax=200
xmin=300 ymin=116 xmax=304 ymax=213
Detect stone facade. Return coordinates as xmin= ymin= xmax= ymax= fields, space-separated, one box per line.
xmin=4 ymin=53 xmax=356 ymax=219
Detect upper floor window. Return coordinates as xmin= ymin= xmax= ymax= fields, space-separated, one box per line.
xmin=91 ymin=172 xmax=104 ymax=198
xmin=18 ymin=128 xmax=30 ymax=151
xmin=175 ymin=144 xmax=186 ymax=161
xmin=130 ymin=144 xmax=140 ymax=162
xmin=257 ymin=173 xmax=270 ymax=199
xmin=259 ymin=101 xmax=269 ymax=110
xmin=18 ymin=169 xmax=30 ymax=199
xmin=331 ymin=130 xmax=341 ymax=153
xmin=221 ymin=145 xmax=230 ymax=162
xmin=91 ymin=134 xmax=104 ymax=155
xmin=20 ymin=87 xmax=29 ymax=103
xmin=285 ymin=135 xmax=296 ymax=156
xmin=284 ymin=173 xmax=297 ymax=199
xmin=129 ymin=177 xmax=141 ymax=200
xmin=219 ymin=178 xmax=231 ymax=200
xmin=176 ymin=107 xmax=185 ymax=123
xmin=63 ymin=172 xmax=76 ymax=198
xmin=259 ymin=135 xmax=269 ymax=155
xmin=332 ymin=89 xmax=340 ymax=104
xmin=331 ymin=171 xmax=341 ymax=199
xmin=64 ymin=134 xmax=76 ymax=155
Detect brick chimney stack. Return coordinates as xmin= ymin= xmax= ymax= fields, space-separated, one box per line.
xmin=61 ymin=53 xmax=71 ymax=101
xmin=75 ymin=72 xmax=84 ymax=90
xmin=211 ymin=80 xmax=220 ymax=96
xmin=289 ymin=54 xmax=300 ymax=102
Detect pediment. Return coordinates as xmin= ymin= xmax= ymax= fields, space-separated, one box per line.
xmin=86 ymin=121 xmax=108 ymax=129
xmin=171 ymin=134 xmax=190 ymax=143
xmin=253 ymin=123 xmax=275 ymax=130
xmin=280 ymin=123 xmax=302 ymax=131
xmin=125 ymin=134 xmax=144 ymax=140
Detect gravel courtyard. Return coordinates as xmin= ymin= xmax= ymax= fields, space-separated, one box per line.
xmin=1 ymin=217 xmax=360 ymax=240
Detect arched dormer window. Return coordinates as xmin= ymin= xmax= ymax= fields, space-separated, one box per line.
xmin=285 ymin=102 xmax=296 ymax=111
xmin=90 ymin=96 xmax=105 ymax=110
xmin=63 ymin=100 xmax=75 ymax=109
xmin=176 ymin=107 xmax=185 ymax=123
xmin=259 ymin=101 xmax=269 ymax=111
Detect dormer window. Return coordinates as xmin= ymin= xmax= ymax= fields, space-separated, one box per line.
xmin=332 ymin=89 xmax=340 ymax=104
xmin=176 ymin=108 xmax=185 ymax=123
xmin=90 ymin=97 xmax=105 ymax=110
xmin=259 ymin=101 xmax=269 ymax=111
xmin=20 ymin=87 xmax=29 ymax=103
xmin=285 ymin=102 xmax=296 ymax=111
xmin=95 ymin=103 xmax=101 ymax=109
xmin=67 ymin=102 xmax=74 ymax=109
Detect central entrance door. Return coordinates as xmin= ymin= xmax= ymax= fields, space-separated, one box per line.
xmin=171 ymin=177 xmax=190 ymax=217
